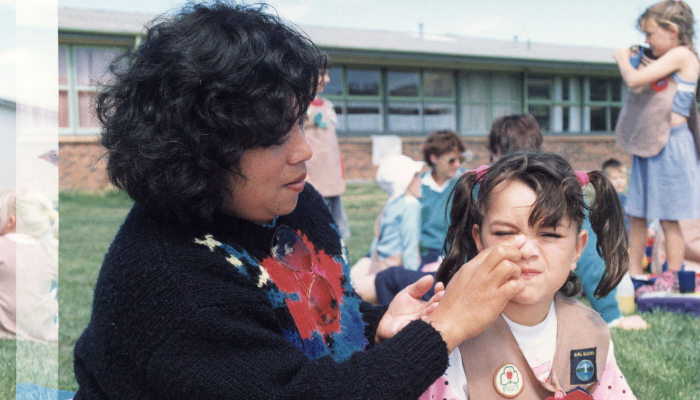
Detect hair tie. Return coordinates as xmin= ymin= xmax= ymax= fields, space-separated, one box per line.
xmin=575 ymin=170 xmax=589 ymax=187
xmin=471 ymin=164 xmax=489 ymax=181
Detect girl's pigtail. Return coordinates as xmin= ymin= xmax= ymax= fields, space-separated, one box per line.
xmin=437 ymin=172 xmax=480 ymax=285
xmin=587 ymin=171 xmax=629 ymax=298
xmin=560 ymin=272 xmax=582 ymax=297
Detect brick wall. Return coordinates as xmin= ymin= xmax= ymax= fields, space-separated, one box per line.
xmin=339 ymin=136 xmax=632 ymax=181
xmin=59 ymin=134 xmax=632 ymax=191
xmin=59 ymin=136 xmax=112 ymax=191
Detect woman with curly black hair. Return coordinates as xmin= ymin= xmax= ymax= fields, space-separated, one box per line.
xmin=72 ymin=2 xmax=526 ymax=399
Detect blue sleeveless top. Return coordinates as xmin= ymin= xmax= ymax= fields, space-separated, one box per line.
xmin=671 ymin=73 xmax=697 ymax=117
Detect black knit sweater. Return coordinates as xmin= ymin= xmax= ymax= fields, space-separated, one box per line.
xmin=73 ymin=185 xmax=448 ymax=399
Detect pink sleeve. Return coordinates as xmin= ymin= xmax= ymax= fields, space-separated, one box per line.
xmin=592 ymin=352 xmax=636 ymax=400
xmin=419 ymin=375 xmax=461 ymax=400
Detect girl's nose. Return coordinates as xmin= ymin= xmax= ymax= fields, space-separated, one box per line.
xmin=519 ymin=236 xmax=540 ymax=260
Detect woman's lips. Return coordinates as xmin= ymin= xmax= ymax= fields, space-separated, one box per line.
xmin=286 ymin=174 xmax=306 ymax=192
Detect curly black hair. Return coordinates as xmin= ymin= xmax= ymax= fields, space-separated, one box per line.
xmin=98 ymin=1 xmax=328 ymax=226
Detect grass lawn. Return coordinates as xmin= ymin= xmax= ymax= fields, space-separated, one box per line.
xmin=22 ymin=183 xmax=695 ymax=398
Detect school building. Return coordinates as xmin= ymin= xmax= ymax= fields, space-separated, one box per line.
xmin=58 ymin=7 xmax=636 ymax=190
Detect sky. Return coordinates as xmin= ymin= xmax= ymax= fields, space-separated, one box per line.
xmin=54 ymin=0 xmax=700 ymax=49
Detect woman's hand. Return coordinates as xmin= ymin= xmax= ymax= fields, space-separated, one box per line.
xmin=375 ymin=276 xmax=445 ymax=344
xmin=424 ymin=235 xmax=526 ymax=352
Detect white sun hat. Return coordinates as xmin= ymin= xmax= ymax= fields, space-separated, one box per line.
xmin=376 ymin=154 xmax=425 ymax=202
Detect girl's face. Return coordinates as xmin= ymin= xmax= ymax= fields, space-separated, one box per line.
xmin=472 ymin=179 xmax=587 ymax=311
xmin=642 ymin=18 xmax=679 ymax=57
xmin=224 ymin=121 xmax=313 ymax=224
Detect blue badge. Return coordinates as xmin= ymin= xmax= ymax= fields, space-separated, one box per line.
xmin=570 ymin=348 xmax=597 ymax=385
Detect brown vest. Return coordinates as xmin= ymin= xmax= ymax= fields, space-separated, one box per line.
xmin=459 ymin=294 xmax=610 ymax=399
xmin=615 ymin=53 xmax=700 ymax=158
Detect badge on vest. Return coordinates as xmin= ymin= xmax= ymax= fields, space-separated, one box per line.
xmin=570 ymin=348 xmax=597 ymax=385
xmin=493 ymin=363 xmax=524 ymax=398
xmin=651 ymin=77 xmax=669 ymax=92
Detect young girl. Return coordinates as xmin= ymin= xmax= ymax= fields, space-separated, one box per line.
xmin=421 ymin=152 xmax=635 ymax=399
xmin=614 ymin=0 xmax=700 ymax=275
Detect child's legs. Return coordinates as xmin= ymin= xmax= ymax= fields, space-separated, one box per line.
xmin=629 ymin=216 xmax=647 ymax=275
xmin=659 ymin=220 xmax=685 ymax=270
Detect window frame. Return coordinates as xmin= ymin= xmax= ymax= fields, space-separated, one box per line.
xmin=59 ymin=43 xmax=129 ymax=135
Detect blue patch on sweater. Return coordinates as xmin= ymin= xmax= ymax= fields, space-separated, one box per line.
xmin=329 ymin=292 xmax=369 ymax=362
xmin=282 ymin=328 xmax=304 ymax=352
xmin=303 ymin=331 xmax=331 ymax=359
xmin=266 ymin=289 xmax=288 ymax=308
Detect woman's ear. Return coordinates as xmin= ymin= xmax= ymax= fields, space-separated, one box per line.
xmin=570 ymin=229 xmax=588 ymax=271
xmin=472 ymin=224 xmax=484 ymax=252
xmin=429 ymin=153 xmax=438 ymax=166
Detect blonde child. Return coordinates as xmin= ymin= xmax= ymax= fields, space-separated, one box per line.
xmin=0 ymin=188 xmax=58 ymax=341
xmin=421 ymin=152 xmax=634 ymax=399
xmin=614 ymin=0 xmax=700 ymax=275
xmin=351 ymin=154 xmax=424 ymax=303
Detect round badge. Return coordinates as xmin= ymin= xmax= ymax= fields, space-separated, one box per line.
xmin=651 ymin=77 xmax=669 ymax=92
xmin=575 ymin=359 xmax=595 ymax=382
xmin=493 ymin=363 xmax=524 ymax=398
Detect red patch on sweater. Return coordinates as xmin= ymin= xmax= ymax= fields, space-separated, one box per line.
xmin=261 ymin=230 xmax=343 ymax=341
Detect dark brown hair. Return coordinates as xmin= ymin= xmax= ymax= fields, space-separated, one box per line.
xmin=437 ymin=152 xmax=628 ymax=299
xmin=423 ymin=130 xmax=466 ymax=167
xmin=487 ymin=114 xmax=543 ymax=161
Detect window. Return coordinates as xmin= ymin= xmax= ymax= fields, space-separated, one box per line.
xmin=324 ymin=67 xmax=343 ymax=96
xmin=526 ymin=75 xmax=581 ymax=133
xmin=59 ymin=45 xmax=125 ymax=134
xmin=386 ymin=69 xmax=455 ymax=134
xmin=583 ymin=77 xmax=624 ymax=132
xmin=323 ymin=64 xmax=622 ymax=137
xmin=387 ymin=71 xmax=421 ymax=134
xmin=387 ymin=71 xmax=419 ymax=97
xmin=423 ymin=70 xmax=455 ymax=132
xmin=338 ymin=68 xmax=383 ymax=134
xmin=525 ymin=75 xmax=623 ymax=134
xmin=326 ymin=67 xmax=457 ymax=136
xmin=347 ymin=69 xmax=380 ymax=96
xmin=460 ymin=72 xmax=521 ymax=134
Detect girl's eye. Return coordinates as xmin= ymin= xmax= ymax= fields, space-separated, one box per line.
xmin=540 ymin=232 xmax=562 ymax=239
xmin=494 ymin=231 xmax=516 ymax=237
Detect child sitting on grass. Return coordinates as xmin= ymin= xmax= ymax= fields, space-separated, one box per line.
xmin=351 ymin=154 xmax=425 ymax=303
